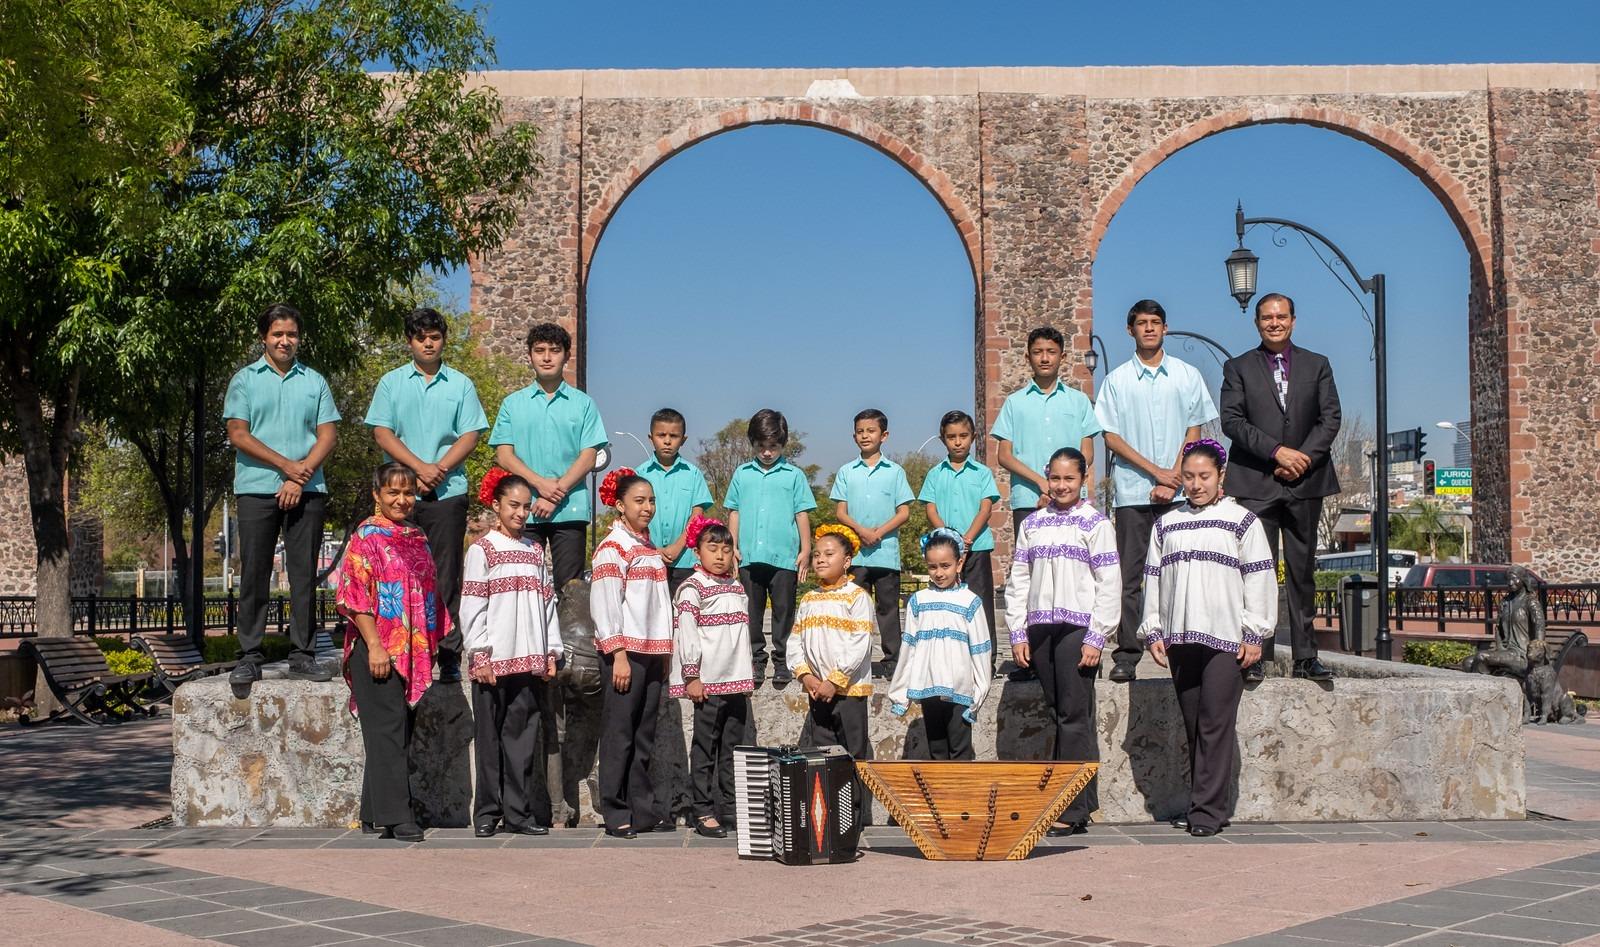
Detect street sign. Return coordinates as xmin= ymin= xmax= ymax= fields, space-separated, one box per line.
xmin=1435 ymin=467 xmax=1472 ymax=495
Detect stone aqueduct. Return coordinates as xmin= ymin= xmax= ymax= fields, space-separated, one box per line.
xmin=466 ymin=64 xmax=1599 ymax=580
xmin=2 ymin=63 xmax=1597 ymax=592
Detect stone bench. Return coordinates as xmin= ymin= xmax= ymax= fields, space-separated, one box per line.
xmin=170 ymin=651 xmax=1525 ymax=827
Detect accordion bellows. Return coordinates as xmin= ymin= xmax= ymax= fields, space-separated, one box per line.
xmin=856 ymin=760 xmax=1099 ymax=861
xmin=735 ymin=745 xmax=863 ymax=865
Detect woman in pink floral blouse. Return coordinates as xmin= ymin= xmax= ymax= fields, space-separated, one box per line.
xmin=336 ymin=461 xmax=450 ymax=842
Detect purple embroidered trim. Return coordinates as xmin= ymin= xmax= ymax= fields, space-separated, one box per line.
xmin=1025 ymin=607 xmax=1092 ymax=627
xmin=1242 ymin=631 xmax=1264 ymax=646
xmin=1156 ymin=516 xmax=1251 ymax=542
xmin=1009 ymin=628 xmax=1029 ymax=646
xmin=1146 ymin=630 xmax=1247 ymax=654
xmin=1083 ymin=632 xmax=1108 ymax=650
xmin=1161 ymin=549 xmax=1241 ymax=570
xmin=1023 ymin=508 xmax=1107 ymax=534
xmin=1239 ymin=559 xmax=1275 ymax=575
xmin=1089 ymin=551 xmax=1120 ymax=569
xmin=1016 ymin=543 xmax=1090 ymax=564
xmin=1143 ymin=565 xmax=1162 ymax=578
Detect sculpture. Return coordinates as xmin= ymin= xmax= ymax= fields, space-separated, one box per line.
xmin=1467 ymin=568 xmax=1587 ymax=724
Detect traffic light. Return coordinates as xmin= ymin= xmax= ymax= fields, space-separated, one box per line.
xmin=212 ymin=533 xmax=225 ymax=555
xmin=1424 ymin=460 xmax=1437 ymax=495
xmin=1415 ymin=429 xmax=1426 ymax=463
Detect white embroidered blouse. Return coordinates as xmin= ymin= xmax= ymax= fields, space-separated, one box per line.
xmin=1138 ymin=496 xmax=1278 ymax=652
xmin=590 ymin=520 xmax=672 ymax=655
xmin=886 ymin=584 xmax=992 ymax=723
xmin=459 ymin=530 xmax=564 ymax=677
xmin=1003 ymin=500 xmax=1121 ymax=649
xmin=669 ymin=567 xmax=755 ymax=697
xmin=786 ymin=579 xmax=875 ymax=697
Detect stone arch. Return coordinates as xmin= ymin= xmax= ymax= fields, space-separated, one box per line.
xmin=1086 ymin=105 xmax=1492 ymax=288
xmin=579 ymin=103 xmax=983 ymax=287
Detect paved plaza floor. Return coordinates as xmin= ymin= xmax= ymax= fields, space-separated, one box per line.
xmin=3 ymin=715 xmax=1598 ymax=946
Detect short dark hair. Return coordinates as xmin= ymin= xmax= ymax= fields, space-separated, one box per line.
xmin=1255 ymin=292 xmax=1296 ymax=318
xmin=1181 ymin=441 xmax=1226 ymax=471
xmin=257 ymin=302 xmax=301 ymax=337
xmin=694 ymin=523 xmax=733 ymax=549
xmin=1046 ymin=447 xmax=1088 ymax=478
xmin=1026 ymin=326 xmax=1065 ymax=350
xmin=372 ymin=461 xmax=417 ymax=493
xmin=1127 ymin=299 xmax=1166 ymax=327
xmin=747 ymin=409 xmax=789 ymax=447
xmin=853 ymin=408 xmax=888 ymax=431
xmin=939 ymin=410 xmax=975 ymax=433
xmin=492 ymin=473 xmax=534 ymax=502
xmin=525 ymin=321 xmax=572 ymax=352
xmin=650 ymin=408 xmax=685 ymax=430
xmin=404 ymin=307 xmax=448 ymax=340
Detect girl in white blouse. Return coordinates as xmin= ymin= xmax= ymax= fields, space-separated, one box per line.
xmin=590 ymin=468 xmax=671 ymax=839
xmin=1005 ymin=447 xmax=1120 ymax=836
xmin=1140 ymin=439 xmax=1277 ymax=837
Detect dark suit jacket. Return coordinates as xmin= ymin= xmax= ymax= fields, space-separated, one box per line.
xmin=1220 ymin=344 xmax=1342 ymax=501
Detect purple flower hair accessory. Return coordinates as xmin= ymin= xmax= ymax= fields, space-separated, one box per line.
xmin=1182 ymin=437 xmax=1227 ymax=466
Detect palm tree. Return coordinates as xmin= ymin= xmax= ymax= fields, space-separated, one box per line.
xmin=1399 ymin=499 xmax=1458 ymax=560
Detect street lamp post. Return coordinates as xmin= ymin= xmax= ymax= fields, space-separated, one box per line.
xmin=1226 ymin=202 xmax=1394 ymax=660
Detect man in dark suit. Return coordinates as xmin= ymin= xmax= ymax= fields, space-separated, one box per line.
xmin=1220 ymin=293 xmax=1340 ymax=682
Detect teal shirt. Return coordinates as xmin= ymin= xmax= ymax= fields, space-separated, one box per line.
xmin=829 ymin=457 xmax=915 ymax=570
xmin=487 ymin=382 xmax=607 ymax=524
xmin=223 ymin=357 xmax=341 ymax=495
xmin=725 ymin=458 xmax=817 ymax=571
xmin=364 ymin=362 xmax=489 ymax=501
xmin=639 ymin=455 xmax=714 ymax=569
xmin=990 ymin=380 xmax=1103 ymax=509
xmin=918 ymin=458 xmax=1002 ymax=553
xmin=1094 ymin=353 xmax=1218 ymax=508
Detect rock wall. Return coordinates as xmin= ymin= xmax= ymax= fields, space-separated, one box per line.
xmin=171 ymin=652 xmax=1524 ymax=827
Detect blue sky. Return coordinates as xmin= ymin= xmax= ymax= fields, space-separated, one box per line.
xmin=443 ymin=0 xmax=1600 ymax=476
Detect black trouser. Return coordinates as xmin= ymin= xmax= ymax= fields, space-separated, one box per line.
xmin=348 ymin=638 xmax=415 ymax=827
xmin=473 ymin=673 xmax=552 ymax=830
xmin=528 ymin=521 xmax=587 ymax=595
xmin=1169 ymin=644 xmax=1244 ymax=832
xmin=236 ymin=492 xmax=327 ymax=664
xmin=1011 ymin=507 xmax=1032 ymax=546
xmin=413 ymin=494 xmax=468 ymax=658
xmin=597 ymin=651 xmax=664 ymax=831
xmin=799 ymin=694 xmax=872 ymax=828
xmin=1027 ymin=623 xmax=1099 ymax=823
xmin=961 ymin=550 xmax=996 ymax=671
xmin=690 ymin=693 xmax=751 ymax=823
xmin=741 ymin=563 xmax=796 ymax=667
xmin=920 ymin=698 xmax=974 ymax=761
xmin=1236 ymin=495 xmax=1321 ymax=661
xmin=1113 ymin=502 xmax=1180 ymax=670
xmin=850 ymin=566 xmax=901 ymax=668
xmin=668 ymin=567 xmax=695 ymax=597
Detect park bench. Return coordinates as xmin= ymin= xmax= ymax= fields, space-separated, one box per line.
xmin=18 ymin=637 xmax=159 ymax=726
xmin=132 ymin=633 xmax=237 ymax=701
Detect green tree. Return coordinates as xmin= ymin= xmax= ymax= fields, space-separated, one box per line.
xmin=1391 ymin=498 xmax=1462 ymax=561
xmin=79 ymin=1 xmax=541 ymax=608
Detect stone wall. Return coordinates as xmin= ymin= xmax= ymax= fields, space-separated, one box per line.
xmin=170 ymin=653 xmax=1524 ymax=828
xmin=0 ymin=456 xmax=104 ymax=596
xmin=466 ymin=66 xmax=1600 ymax=580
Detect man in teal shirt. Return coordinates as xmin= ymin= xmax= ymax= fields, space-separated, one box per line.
xmin=366 ymin=307 xmax=489 ymax=682
xmin=222 ymin=303 xmax=340 ymax=694
xmin=638 ymin=408 xmax=714 ymax=594
xmin=489 ymin=322 xmax=607 ymax=591
xmin=830 ymin=409 xmax=914 ymax=678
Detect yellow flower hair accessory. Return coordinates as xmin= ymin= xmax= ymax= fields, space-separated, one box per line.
xmin=814 ymin=523 xmax=860 ymax=557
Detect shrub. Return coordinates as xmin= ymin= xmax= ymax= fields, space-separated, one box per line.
xmin=1403 ymin=640 xmax=1477 ymax=669
xmin=202 ymin=634 xmax=295 ymax=664
xmin=104 ymin=648 xmax=156 ymax=676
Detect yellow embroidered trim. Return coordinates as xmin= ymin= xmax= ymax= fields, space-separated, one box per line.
xmin=793 ymin=662 xmax=815 ymax=679
xmin=842 ymin=681 xmax=873 ymax=697
xmin=825 ymin=669 xmax=852 ymax=689
xmin=793 ymin=614 xmax=874 ymax=634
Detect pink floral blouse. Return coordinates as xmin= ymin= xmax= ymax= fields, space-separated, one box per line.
xmin=335 ymin=516 xmax=450 ymax=712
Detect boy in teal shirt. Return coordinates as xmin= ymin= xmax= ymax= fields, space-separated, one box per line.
xmin=830 ymin=408 xmax=913 ymax=678
xmin=920 ymin=409 xmax=1002 ymax=669
xmin=725 ymin=409 xmax=816 ymax=687
xmin=489 ymin=322 xmax=607 ymax=591
xmin=365 ymin=307 xmax=489 ymax=682
xmin=638 ymin=407 xmax=714 ymax=594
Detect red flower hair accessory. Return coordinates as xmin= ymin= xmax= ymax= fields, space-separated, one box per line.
xmin=477 ymin=467 xmax=510 ymax=506
xmin=598 ymin=467 xmax=636 ymax=508
xmin=683 ymin=512 xmax=724 ymax=550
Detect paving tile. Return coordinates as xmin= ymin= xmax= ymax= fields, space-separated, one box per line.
xmin=1402 ymin=889 xmax=1538 ymax=909
xmin=1540 ymin=854 xmax=1600 ymax=875
xmin=98 ymin=896 xmax=230 ymax=922
xmin=234 ymin=838 xmax=341 ymax=850
xmin=145 ymin=874 xmax=273 ymax=895
xmin=1507 ymin=888 xmax=1600 ymax=925
xmin=152 ymin=908 xmax=298 ymax=937
xmin=1450 ymin=877 xmax=1591 ymax=900
xmin=317 ymin=911 xmax=463 ymax=935
xmin=1501 ymin=868 xmax=1600 ymax=887
xmin=1271 ymin=917 xmax=1433 ymax=945
xmin=383 ymin=923 xmax=544 ymax=947
xmin=257 ymin=897 xmax=397 ymax=922
xmin=1343 ymin=897 xmax=1494 ymax=928
xmin=1450 ymin=913 xmax=1600 ymax=943
xmin=40 ymin=883 xmax=183 ymax=908
xmin=211 ymin=924 xmax=371 ymax=947
xmin=1391 ymin=933 xmax=1545 ymax=947
xmin=201 ymin=886 xmax=333 ymax=909
xmin=6 ymin=874 xmax=129 ymax=897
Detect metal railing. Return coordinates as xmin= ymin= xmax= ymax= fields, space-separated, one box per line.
xmin=1313 ymin=582 xmax=1600 ymax=637
xmin=0 ymin=592 xmax=338 ymax=640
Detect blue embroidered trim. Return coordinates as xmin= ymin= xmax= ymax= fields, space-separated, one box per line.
xmin=908 ymin=595 xmax=981 ymax=621
xmin=907 ymin=686 xmax=975 ymax=706
xmin=901 ymin=627 xmax=975 ymax=645
xmin=970 ymin=640 xmax=993 ymax=655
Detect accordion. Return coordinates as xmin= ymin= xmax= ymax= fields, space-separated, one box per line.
xmin=734 ymin=745 xmax=862 ymax=865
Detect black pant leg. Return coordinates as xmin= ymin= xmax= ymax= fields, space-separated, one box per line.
xmin=1168 ymin=644 xmax=1206 ymax=819
xmin=472 ymin=680 xmax=506 ymax=826
xmin=1028 ymin=623 xmax=1099 ymax=822
xmin=597 ymin=651 xmax=642 ymax=830
xmin=413 ymin=495 xmax=468 ymax=655
xmin=1114 ymin=504 xmax=1170 ymax=670
xmin=946 ymin=703 xmax=974 ymax=761
xmin=1174 ymin=645 xmax=1244 ymax=831
xmin=1283 ymin=498 xmax=1322 ymax=660
xmin=740 ymin=565 xmax=772 ymax=663
xmin=234 ymin=495 xmax=283 ymax=663
xmin=543 ymin=522 xmax=588 ymax=594
xmin=1011 ymin=508 xmax=1030 ymax=547
xmin=349 ymin=638 xmax=413 ymax=827
xmin=1239 ymin=497 xmax=1285 ymax=662
xmin=668 ymin=568 xmax=694 ymax=597
xmin=768 ymin=567 xmax=797 ymax=667
xmin=715 ymin=695 xmax=750 ymax=824
xmin=961 ymin=551 xmax=996 ymax=672
xmin=627 ymin=654 xmax=664 ymax=828
xmin=835 ymin=696 xmax=873 ymax=827
xmin=689 ymin=695 xmax=720 ymax=820
xmin=502 ymin=674 xmax=550 ymax=829
xmin=876 ymin=569 xmax=901 ymax=666
xmin=281 ymin=493 xmax=328 ymax=661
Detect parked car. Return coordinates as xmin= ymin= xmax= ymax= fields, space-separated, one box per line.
xmin=1398 ymin=563 xmax=1545 ymax=616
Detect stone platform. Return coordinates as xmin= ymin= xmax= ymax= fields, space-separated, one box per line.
xmin=170 ymin=651 xmax=1525 ymax=827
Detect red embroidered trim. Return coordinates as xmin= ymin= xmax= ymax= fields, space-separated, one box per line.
xmin=486 ymin=575 xmax=554 ymax=599
xmin=626 ymin=565 xmax=668 ymax=581
xmin=461 ymin=580 xmax=490 ymax=598
xmin=669 ymin=679 xmax=754 ymax=698
xmin=680 ymin=662 xmax=701 ymax=678
xmin=590 ymin=563 xmax=625 ymax=581
xmin=482 ymin=545 xmax=544 ymax=569
xmin=595 ymin=634 xmax=673 ymax=655
xmin=486 ymin=653 xmax=553 ymax=677
xmin=695 ymin=611 xmax=748 ymax=627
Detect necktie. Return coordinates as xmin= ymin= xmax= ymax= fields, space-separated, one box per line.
xmin=1272 ymin=354 xmax=1288 ymax=409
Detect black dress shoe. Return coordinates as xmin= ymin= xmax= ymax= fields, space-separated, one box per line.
xmin=285 ymin=658 xmax=333 ymax=682
xmin=473 ymin=822 xmax=498 ymax=838
xmin=506 ymin=824 xmax=549 ymax=836
xmin=390 ymin=822 xmax=425 ymax=842
xmin=1293 ymin=657 xmax=1335 ymax=681
xmin=436 ymin=656 xmax=462 ymax=684
xmin=694 ymin=820 xmax=728 ymax=839
xmin=603 ymin=825 xmax=637 ymax=840
xmin=229 ymin=661 xmax=261 ymax=698
xmin=645 ymin=820 xmax=677 ymax=833
xmin=1045 ymin=823 xmax=1075 ymax=838
xmin=1007 ymin=667 xmax=1037 ymax=683
xmin=1243 ymin=661 xmax=1266 ymax=683
xmin=1188 ymin=825 xmax=1217 ymax=838
xmin=1109 ymin=664 xmax=1137 ymax=683
xmin=361 ymin=821 xmax=387 ymax=836
xmin=1169 ymin=816 xmax=1189 ymax=830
